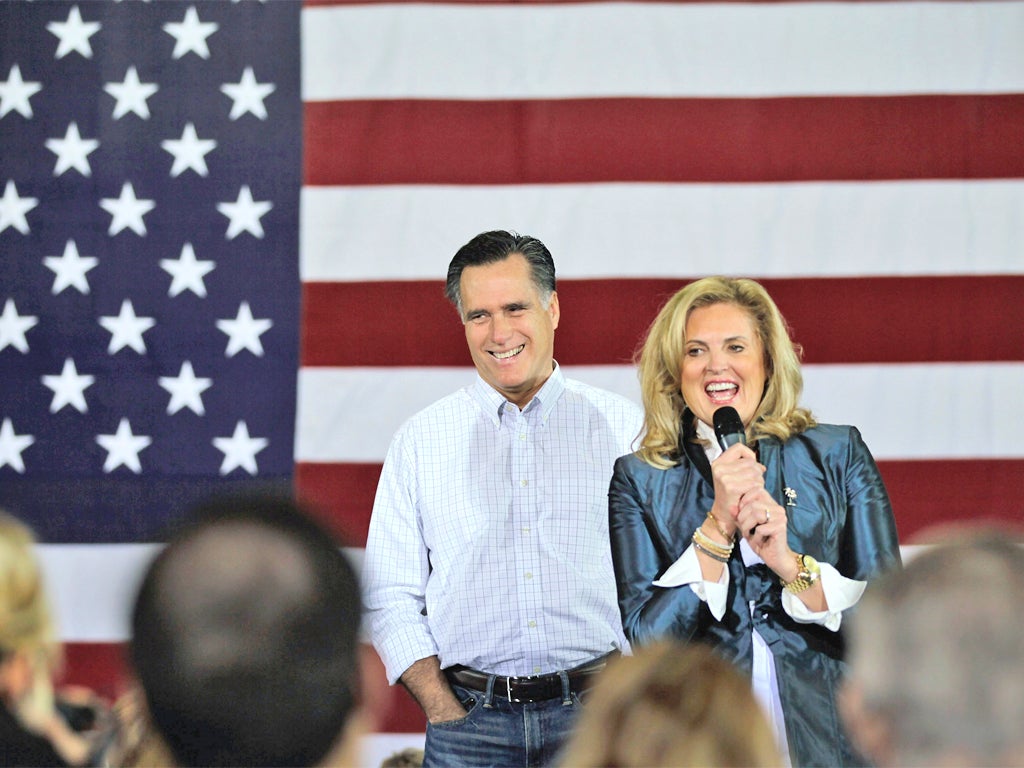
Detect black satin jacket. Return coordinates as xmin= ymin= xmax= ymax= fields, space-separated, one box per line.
xmin=608 ymin=416 xmax=901 ymax=768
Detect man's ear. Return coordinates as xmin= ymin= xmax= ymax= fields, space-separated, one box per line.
xmin=838 ymin=679 xmax=893 ymax=767
xmin=548 ymin=291 xmax=560 ymax=331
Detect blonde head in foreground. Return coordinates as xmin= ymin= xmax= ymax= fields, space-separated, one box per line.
xmin=557 ymin=640 xmax=783 ymax=768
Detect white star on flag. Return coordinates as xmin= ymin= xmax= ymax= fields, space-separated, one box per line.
xmin=161 ymin=122 xmax=217 ymax=178
xmin=216 ymin=185 xmax=272 ymax=239
xmin=220 ymin=66 xmax=275 ymax=120
xmin=160 ymin=242 xmax=215 ymax=297
xmin=216 ymin=301 xmax=272 ymax=357
xmin=45 ymin=122 xmax=100 ymax=177
xmin=103 ymin=65 xmax=159 ymax=120
xmin=44 ymin=239 xmax=98 ymax=295
xmin=99 ymin=182 xmax=155 ymax=236
xmin=0 ymin=298 xmax=38 ymax=353
xmin=0 ymin=418 xmax=35 ymax=474
xmin=41 ymin=358 xmax=95 ymax=414
xmin=212 ymin=420 xmax=268 ymax=476
xmin=96 ymin=418 xmax=152 ymax=474
xmin=159 ymin=361 xmax=212 ymax=416
xmin=0 ymin=64 xmax=42 ymax=119
xmin=0 ymin=180 xmax=39 ymax=235
xmin=98 ymin=299 xmax=156 ymax=354
xmin=46 ymin=5 xmax=101 ymax=60
xmin=163 ymin=6 xmax=219 ymax=60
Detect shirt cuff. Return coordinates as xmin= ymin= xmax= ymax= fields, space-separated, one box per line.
xmin=653 ymin=544 xmax=730 ymax=621
xmin=781 ymin=561 xmax=866 ymax=631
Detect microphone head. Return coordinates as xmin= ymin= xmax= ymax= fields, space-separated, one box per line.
xmin=713 ymin=406 xmax=746 ymax=450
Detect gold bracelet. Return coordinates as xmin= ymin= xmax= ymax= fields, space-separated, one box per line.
xmin=705 ymin=511 xmax=733 ymax=542
xmin=693 ymin=527 xmax=733 ymax=555
xmin=692 ymin=527 xmax=733 ymax=559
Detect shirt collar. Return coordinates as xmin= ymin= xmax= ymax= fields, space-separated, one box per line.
xmin=695 ymin=417 xmax=723 ymax=462
xmin=471 ymin=361 xmax=564 ymax=426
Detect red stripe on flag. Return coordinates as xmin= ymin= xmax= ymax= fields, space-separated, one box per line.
xmin=295 ymin=459 xmax=1024 ymax=548
xmin=295 ymin=462 xmax=381 ymax=546
xmin=878 ymin=459 xmax=1024 ymax=541
xmin=304 ymin=96 xmax=1024 ymax=185
xmin=301 ymin=276 xmax=1024 ymax=367
xmin=62 ymin=642 xmax=130 ymax=703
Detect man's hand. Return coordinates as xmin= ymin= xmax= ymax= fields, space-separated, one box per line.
xmin=401 ymin=656 xmax=469 ymax=724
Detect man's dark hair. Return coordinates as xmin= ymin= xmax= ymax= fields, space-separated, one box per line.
xmin=444 ymin=230 xmax=556 ymax=316
xmin=130 ymin=494 xmax=362 ymax=767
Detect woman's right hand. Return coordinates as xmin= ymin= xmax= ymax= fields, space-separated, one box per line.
xmin=709 ymin=443 xmax=766 ymax=537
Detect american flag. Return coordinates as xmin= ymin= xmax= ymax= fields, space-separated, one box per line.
xmin=2 ymin=0 xmax=1023 ymax=743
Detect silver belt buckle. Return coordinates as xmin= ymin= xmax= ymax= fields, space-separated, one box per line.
xmin=505 ymin=675 xmax=516 ymax=702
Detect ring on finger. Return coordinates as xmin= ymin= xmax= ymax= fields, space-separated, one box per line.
xmin=764 ymin=508 xmax=771 ymax=524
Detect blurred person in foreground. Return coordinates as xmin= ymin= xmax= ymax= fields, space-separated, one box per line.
xmin=0 ymin=509 xmax=109 ymax=767
xmin=608 ymin=276 xmax=901 ymax=766
xmin=129 ymin=495 xmax=366 ymax=767
xmin=557 ymin=639 xmax=783 ymax=768
xmin=840 ymin=526 xmax=1024 ymax=768
xmin=363 ymin=230 xmax=643 ymax=767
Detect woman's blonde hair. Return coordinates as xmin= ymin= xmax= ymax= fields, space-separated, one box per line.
xmin=557 ymin=640 xmax=784 ymax=768
xmin=636 ymin=276 xmax=815 ymax=468
xmin=0 ymin=510 xmax=59 ymax=670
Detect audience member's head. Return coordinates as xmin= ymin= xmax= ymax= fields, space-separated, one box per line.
xmin=1 ymin=509 xmax=101 ymax=766
xmin=0 ymin=509 xmax=59 ymax=686
xmin=841 ymin=525 xmax=1024 ymax=767
xmin=556 ymin=639 xmax=783 ymax=768
xmin=130 ymin=494 xmax=364 ymax=767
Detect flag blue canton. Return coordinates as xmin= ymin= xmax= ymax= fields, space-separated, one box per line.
xmin=0 ymin=1 xmax=301 ymax=543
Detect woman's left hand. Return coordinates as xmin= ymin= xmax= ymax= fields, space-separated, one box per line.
xmin=735 ymin=490 xmax=793 ymax=575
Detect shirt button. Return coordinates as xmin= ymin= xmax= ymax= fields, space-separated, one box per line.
xmin=520 ymin=479 xmax=528 ymax=487
xmin=524 ymin=572 xmax=533 ymax=580
xmin=522 ymin=526 xmax=530 ymax=534
xmin=528 ymin=620 xmax=537 ymax=628
xmin=519 ymin=433 xmax=527 ymax=441
xmin=533 ymin=667 xmax=541 ymax=674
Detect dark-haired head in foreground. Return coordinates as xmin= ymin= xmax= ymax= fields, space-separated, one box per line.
xmin=130 ymin=495 xmax=363 ymax=767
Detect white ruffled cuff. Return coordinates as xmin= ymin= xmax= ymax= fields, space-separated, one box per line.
xmin=782 ymin=561 xmax=866 ymax=631
xmin=653 ymin=544 xmax=730 ymax=621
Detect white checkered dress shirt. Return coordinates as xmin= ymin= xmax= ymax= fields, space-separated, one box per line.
xmin=364 ymin=364 xmax=642 ymax=683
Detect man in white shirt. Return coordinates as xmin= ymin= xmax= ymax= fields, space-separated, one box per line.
xmin=363 ymin=230 xmax=642 ymax=767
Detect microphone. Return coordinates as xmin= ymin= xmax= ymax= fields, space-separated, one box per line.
xmin=713 ymin=406 xmax=746 ymax=452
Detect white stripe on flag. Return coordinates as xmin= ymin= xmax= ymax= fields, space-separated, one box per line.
xmin=295 ymin=363 xmax=1024 ymax=462
xmin=39 ymin=546 xmax=366 ymax=643
xmin=300 ymin=181 xmax=1024 ymax=281
xmin=302 ymin=2 xmax=1024 ymax=100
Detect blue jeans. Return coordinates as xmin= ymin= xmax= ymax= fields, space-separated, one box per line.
xmin=423 ymin=672 xmax=583 ymax=768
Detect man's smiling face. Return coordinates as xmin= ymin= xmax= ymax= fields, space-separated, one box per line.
xmin=460 ymin=253 xmax=559 ymax=409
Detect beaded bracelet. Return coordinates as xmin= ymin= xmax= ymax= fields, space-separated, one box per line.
xmin=693 ymin=540 xmax=730 ymax=563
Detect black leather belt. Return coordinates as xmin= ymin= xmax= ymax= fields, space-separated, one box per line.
xmin=444 ymin=652 xmax=618 ymax=703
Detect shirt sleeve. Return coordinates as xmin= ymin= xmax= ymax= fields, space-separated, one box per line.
xmin=780 ymin=561 xmax=866 ymax=631
xmin=652 ymin=544 xmax=731 ymax=622
xmin=361 ymin=428 xmax=439 ymax=684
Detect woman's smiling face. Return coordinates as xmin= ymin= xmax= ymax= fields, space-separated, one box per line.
xmin=680 ymin=302 xmax=767 ymax=429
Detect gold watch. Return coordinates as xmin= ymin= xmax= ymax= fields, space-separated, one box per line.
xmin=781 ymin=553 xmax=821 ymax=594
